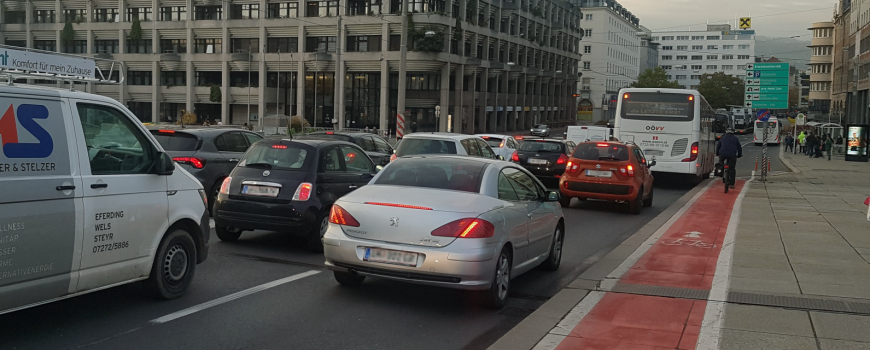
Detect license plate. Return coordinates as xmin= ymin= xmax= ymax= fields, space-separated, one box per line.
xmin=364 ymin=248 xmax=419 ymax=267
xmin=242 ymin=185 xmax=280 ymax=197
xmin=529 ymin=158 xmax=548 ymax=165
xmin=585 ymin=170 xmax=612 ymax=178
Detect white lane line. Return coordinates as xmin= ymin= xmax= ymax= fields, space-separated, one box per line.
xmin=531 ymin=291 xmax=607 ymax=350
xmin=695 ymin=175 xmax=754 ymax=350
xmin=150 ymin=270 xmax=320 ymax=324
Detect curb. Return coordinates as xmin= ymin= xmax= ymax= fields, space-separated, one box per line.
xmin=779 ymin=145 xmax=801 ymax=174
xmin=486 ymin=180 xmax=713 ymax=350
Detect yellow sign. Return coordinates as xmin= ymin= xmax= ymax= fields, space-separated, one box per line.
xmin=739 ymin=17 xmax=751 ymax=29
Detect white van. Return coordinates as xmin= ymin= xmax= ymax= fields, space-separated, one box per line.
xmin=565 ymin=125 xmax=611 ymax=145
xmin=0 ymin=77 xmax=209 ymax=313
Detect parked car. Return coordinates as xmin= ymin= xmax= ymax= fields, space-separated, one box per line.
xmin=511 ymin=139 xmax=576 ymax=186
xmin=559 ymin=141 xmax=655 ymax=214
xmin=149 ymin=128 xmax=263 ymax=215
xmin=212 ymin=138 xmax=378 ymax=252
xmin=306 ymin=131 xmax=394 ymax=166
xmin=475 ymin=134 xmax=520 ymax=160
xmin=392 ymin=133 xmax=500 ymax=161
xmin=322 ymin=156 xmax=564 ymax=309
xmin=530 ymin=124 xmax=551 ymax=137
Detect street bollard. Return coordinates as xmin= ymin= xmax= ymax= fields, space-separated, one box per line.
xmin=865 ymin=197 xmax=870 ymax=222
xmin=755 ymin=156 xmax=758 ymax=172
xmin=768 ymin=159 xmax=771 ymax=172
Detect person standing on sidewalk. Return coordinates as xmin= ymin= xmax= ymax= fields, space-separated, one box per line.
xmin=716 ymin=128 xmax=742 ymax=189
xmin=806 ymin=133 xmax=816 ymax=157
xmin=785 ymin=135 xmax=794 ymax=152
xmin=798 ymin=131 xmax=807 ymax=154
xmin=825 ymin=135 xmax=834 ymax=160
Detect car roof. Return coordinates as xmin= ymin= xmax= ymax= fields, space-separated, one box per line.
xmin=475 ymin=134 xmax=513 ymax=139
xmin=148 ymin=127 xmax=251 ymax=137
xmin=309 ymin=131 xmax=375 ymax=137
xmin=578 ymin=140 xmax=638 ymax=148
xmin=402 ymin=132 xmax=482 ymax=141
xmin=258 ymin=137 xmax=357 ymax=148
xmin=399 ymin=154 xmax=503 ymax=165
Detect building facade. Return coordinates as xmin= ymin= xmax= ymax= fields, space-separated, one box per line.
xmin=652 ymin=24 xmax=755 ymax=89
xmin=808 ymin=21 xmax=833 ymax=117
xmin=0 ymin=0 xmax=583 ymax=134
xmin=572 ymin=0 xmax=640 ymax=122
xmin=637 ymin=25 xmax=658 ymax=73
xmin=830 ymin=0 xmax=870 ymax=126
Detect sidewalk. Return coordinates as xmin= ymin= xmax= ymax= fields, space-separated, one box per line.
xmin=489 ymin=150 xmax=870 ymax=350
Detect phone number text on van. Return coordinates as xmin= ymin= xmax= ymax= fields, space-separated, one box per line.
xmin=0 ymin=163 xmax=57 ymax=172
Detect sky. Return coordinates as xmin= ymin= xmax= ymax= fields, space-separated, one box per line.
xmin=618 ymin=0 xmax=839 ymax=38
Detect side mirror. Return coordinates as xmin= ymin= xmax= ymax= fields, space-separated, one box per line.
xmin=155 ymin=152 xmax=175 ymax=176
xmin=648 ymin=160 xmax=656 ymax=167
xmin=497 ymin=155 xmax=505 ymax=160
xmin=375 ymin=165 xmax=384 ymax=173
xmin=546 ymin=191 xmax=561 ymax=202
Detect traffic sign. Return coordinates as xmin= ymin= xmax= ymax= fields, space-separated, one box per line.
xmin=746 ymin=63 xmax=788 ymax=70
xmin=744 ymin=62 xmax=790 ymax=111
xmin=744 ymin=93 xmax=788 ymax=101
xmin=746 ymin=86 xmax=787 ymax=93
xmin=745 ymin=78 xmax=789 ymax=86
xmin=746 ymin=70 xmax=789 ymax=78
xmin=745 ymin=101 xmax=788 ymax=109
xmin=757 ymin=109 xmax=770 ymax=122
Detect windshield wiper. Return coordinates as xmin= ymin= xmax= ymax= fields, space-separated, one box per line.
xmin=244 ymin=162 xmax=272 ymax=169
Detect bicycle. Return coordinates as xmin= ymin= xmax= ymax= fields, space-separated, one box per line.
xmin=723 ymin=163 xmax=730 ymax=193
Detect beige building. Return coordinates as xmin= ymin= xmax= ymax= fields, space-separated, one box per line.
xmin=808 ymin=21 xmax=833 ymax=116
xmin=0 ymin=0 xmax=583 ymax=133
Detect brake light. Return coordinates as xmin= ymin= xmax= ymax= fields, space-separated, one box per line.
xmin=172 ymin=156 xmax=206 ymax=169
xmin=619 ymin=165 xmax=635 ymax=176
xmin=365 ymin=202 xmax=433 ymax=210
xmin=326 ymin=131 xmax=334 ymax=135
xmin=272 ymin=144 xmax=288 ymax=149
xmin=499 ymin=141 xmax=505 ymax=148
xmin=515 ymin=136 xmax=524 ymax=140
xmin=557 ymin=154 xmax=568 ymax=164
xmin=431 ymin=218 xmax=495 ymax=238
xmin=511 ymin=151 xmax=519 ymax=162
xmin=596 ymin=143 xmax=609 ymax=147
xmin=566 ymin=160 xmax=579 ymax=173
xmin=219 ymin=177 xmax=232 ymax=194
xmin=390 ymin=153 xmax=397 ymax=162
xmin=688 ymin=95 xmax=694 ymax=101
xmin=158 ymin=129 xmax=175 ymax=133
xmin=623 ymin=93 xmax=630 ymax=99
xmin=292 ymin=182 xmax=313 ymax=201
xmin=682 ymin=142 xmax=699 ymax=162
xmin=481 ymin=136 xmax=490 ymax=139
xmin=329 ymin=205 xmax=360 ymax=227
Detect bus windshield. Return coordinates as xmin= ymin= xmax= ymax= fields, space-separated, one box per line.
xmin=620 ymin=92 xmax=695 ymax=122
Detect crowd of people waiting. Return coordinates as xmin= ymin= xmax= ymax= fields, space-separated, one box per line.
xmin=785 ymin=131 xmax=840 ymax=160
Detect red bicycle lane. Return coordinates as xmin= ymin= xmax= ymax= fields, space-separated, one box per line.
xmin=554 ymin=180 xmax=746 ymax=350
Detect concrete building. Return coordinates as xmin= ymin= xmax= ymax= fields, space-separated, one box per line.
xmin=831 ymin=0 xmax=870 ymax=125
xmin=637 ymin=25 xmax=658 ymax=73
xmin=808 ymin=21 xmax=833 ymax=117
xmin=0 ymin=0 xmax=583 ymax=134
xmin=652 ymin=24 xmax=755 ymax=89
xmin=572 ymin=0 xmax=640 ymax=122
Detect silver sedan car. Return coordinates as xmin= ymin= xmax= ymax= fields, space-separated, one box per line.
xmin=323 ymin=156 xmax=565 ymax=309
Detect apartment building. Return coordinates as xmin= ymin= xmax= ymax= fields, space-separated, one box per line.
xmin=652 ymin=24 xmax=756 ymax=89
xmin=0 ymin=0 xmax=583 ymax=133
xmin=809 ymin=21 xmax=833 ymax=116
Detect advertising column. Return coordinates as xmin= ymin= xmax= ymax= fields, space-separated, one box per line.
xmin=845 ymin=124 xmax=869 ymax=162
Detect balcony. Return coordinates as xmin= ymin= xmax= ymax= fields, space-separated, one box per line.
xmin=810 ymin=55 xmax=833 ymax=64
xmin=810 ymin=37 xmax=833 ymax=47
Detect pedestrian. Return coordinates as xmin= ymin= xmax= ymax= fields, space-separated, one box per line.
xmin=411 ymin=121 xmax=418 ymax=133
xmin=798 ymin=131 xmax=806 ymax=154
xmin=806 ymin=133 xmax=816 ymax=157
xmin=825 ymin=134 xmax=834 ymax=160
xmin=785 ymin=135 xmax=794 ymax=152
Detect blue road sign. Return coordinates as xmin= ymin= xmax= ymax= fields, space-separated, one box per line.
xmin=757 ymin=109 xmax=770 ymax=122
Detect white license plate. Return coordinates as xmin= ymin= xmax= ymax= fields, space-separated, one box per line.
xmin=364 ymin=248 xmax=419 ymax=267
xmin=242 ymin=185 xmax=280 ymax=197
xmin=529 ymin=158 xmax=548 ymax=165
xmin=585 ymin=170 xmax=612 ymax=178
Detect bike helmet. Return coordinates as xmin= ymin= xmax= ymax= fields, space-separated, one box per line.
xmin=726 ymin=128 xmax=735 ymax=134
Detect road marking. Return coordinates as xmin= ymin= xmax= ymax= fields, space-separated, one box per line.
xmin=150 ymin=270 xmax=320 ymax=324
xmin=209 ymin=219 xmax=215 ymax=228
xmin=685 ymin=231 xmax=703 ymax=238
xmin=695 ymin=174 xmax=754 ymax=350
xmin=531 ymin=291 xmax=606 ymax=350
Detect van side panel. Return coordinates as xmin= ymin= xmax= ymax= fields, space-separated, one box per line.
xmin=0 ymin=94 xmax=81 ymax=312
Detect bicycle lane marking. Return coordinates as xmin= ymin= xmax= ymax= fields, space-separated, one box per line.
xmin=550 ymin=180 xmax=747 ymax=350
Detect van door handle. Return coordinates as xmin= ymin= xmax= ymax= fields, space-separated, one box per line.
xmin=90 ymin=183 xmax=108 ymax=189
xmin=229 ymin=158 xmax=240 ymax=162
xmin=349 ymin=185 xmax=359 ymax=189
xmin=56 ymin=185 xmax=76 ymax=191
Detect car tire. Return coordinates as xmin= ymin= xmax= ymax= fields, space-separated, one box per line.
xmin=333 ymin=271 xmax=365 ymax=287
xmin=145 ymin=229 xmax=197 ymax=299
xmin=643 ymin=187 xmax=654 ymax=207
xmin=559 ymin=195 xmax=572 ymax=208
xmin=306 ymin=210 xmax=330 ymax=253
xmin=484 ymin=247 xmax=512 ymax=309
xmin=208 ymin=180 xmax=222 ymax=217
xmin=215 ymin=225 xmax=242 ymax=242
xmin=629 ymin=189 xmax=643 ymax=215
xmin=542 ymin=225 xmax=563 ymax=271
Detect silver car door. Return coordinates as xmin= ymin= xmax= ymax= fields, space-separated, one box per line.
xmin=504 ymin=167 xmax=556 ymax=259
xmin=496 ymin=170 xmax=529 ymax=265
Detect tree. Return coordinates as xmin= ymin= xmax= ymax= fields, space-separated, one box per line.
xmin=176 ymin=111 xmax=198 ymax=126
xmin=697 ymin=72 xmax=745 ymax=109
xmin=631 ymin=68 xmax=681 ymax=88
xmin=209 ymin=85 xmax=222 ymax=102
xmin=129 ymin=18 xmax=143 ymax=41
xmin=60 ymin=20 xmax=75 ymax=51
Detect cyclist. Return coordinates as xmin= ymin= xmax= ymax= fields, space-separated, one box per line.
xmin=716 ymin=128 xmax=742 ymax=189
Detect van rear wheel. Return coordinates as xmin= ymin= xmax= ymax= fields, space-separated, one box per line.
xmin=145 ymin=229 xmax=197 ymax=299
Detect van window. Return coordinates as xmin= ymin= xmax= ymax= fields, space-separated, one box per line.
xmin=77 ymin=103 xmax=154 ymax=174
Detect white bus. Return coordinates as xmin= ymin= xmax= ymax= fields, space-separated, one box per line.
xmin=753 ymin=117 xmax=782 ymax=145
xmin=614 ymin=88 xmax=716 ymax=182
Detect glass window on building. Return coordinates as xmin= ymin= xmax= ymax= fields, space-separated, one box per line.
xmin=722 ymin=65 xmax=734 ymax=70
xmin=231 ymin=71 xmax=260 ymax=87
xmin=691 ymin=65 xmax=702 ymax=70
xmin=738 ymin=44 xmax=750 ymax=50
xmin=691 ymin=36 xmax=704 ymax=40
xmin=33 ymin=10 xmax=56 ymax=23
xmin=161 ymin=39 xmax=187 ymax=53
xmin=232 ymin=38 xmax=260 ymax=53
xmin=127 ymin=39 xmax=153 ymax=53
xmin=677 ymin=36 xmax=689 ymax=40
xmin=94 ymin=40 xmax=119 ymax=54
xmin=707 ymin=45 xmax=718 ymax=50
xmin=161 ymin=71 xmax=186 ymax=86
xmin=195 ymin=6 xmax=222 ymax=20
xmin=692 ymin=45 xmax=702 ymax=50
xmin=93 ymin=8 xmax=120 ymax=22
xmin=304 ymin=72 xmax=336 ymax=127
xmin=677 ymin=45 xmax=687 ymax=50
xmin=266 ymin=37 xmax=298 ymax=52
xmin=269 ymin=2 xmax=298 ymax=18
xmin=306 ymin=1 xmax=338 ymax=17
xmin=161 ymin=6 xmax=187 ymax=21
xmin=34 ymin=40 xmax=56 ymax=51
xmin=64 ymin=40 xmax=88 ymax=54
xmin=346 ymin=35 xmax=382 ymax=52
xmin=4 ymin=11 xmax=25 ymax=23
xmin=723 ymin=45 xmax=734 ymax=49
xmin=4 ymin=40 xmax=25 ymax=48
xmin=676 ymin=75 xmax=686 ymax=79
xmin=127 ymin=102 xmax=152 ymax=123
xmin=405 ymin=74 xmax=441 ymax=90
xmin=706 ymin=35 xmax=720 ymax=40
xmin=230 ymin=4 xmax=259 ymax=19
xmin=128 ymin=71 xmax=152 ymax=85
xmin=127 ymin=7 xmax=152 ymax=21
xmin=194 ymin=38 xmax=222 ymax=53
xmin=676 ymin=56 xmax=687 ymax=60
xmin=706 ymin=65 xmax=717 ymax=70
xmin=691 ymin=55 xmax=702 ymax=60
xmin=63 ymin=9 xmax=87 ymax=23
xmin=706 ymin=55 xmax=717 ymax=60
xmin=662 ymin=55 xmax=672 ymax=60
xmin=737 ymin=55 xmax=750 ymax=59
xmin=344 ymin=73 xmax=380 ymax=129
xmin=305 ymin=36 xmax=337 ymax=52
xmin=195 ymin=71 xmax=222 ymax=86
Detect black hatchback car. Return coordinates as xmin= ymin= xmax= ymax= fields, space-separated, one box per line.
xmin=511 ymin=139 xmax=576 ymax=186
xmin=306 ymin=131 xmax=394 ymax=166
xmin=213 ymin=138 xmax=378 ymax=252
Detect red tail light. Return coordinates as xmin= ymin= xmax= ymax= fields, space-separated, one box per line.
xmin=390 ymin=153 xmax=397 ymax=162
xmin=556 ymin=154 xmax=568 ymax=165
xmin=431 ymin=218 xmax=495 ymax=238
xmin=329 ymin=205 xmax=360 ymax=227
xmin=365 ymin=202 xmax=433 ymax=210
xmin=272 ymin=144 xmax=288 ymax=149
xmin=618 ymin=165 xmax=635 ymax=176
xmin=566 ymin=160 xmax=579 ymax=173
xmin=682 ymin=142 xmax=699 ymax=162
xmin=596 ymin=143 xmax=609 ymax=147
xmin=219 ymin=177 xmax=232 ymax=194
xmin=292 ymin=182 xmax=313 ymax=201
xmin=326 ymin=131 xmax=334 ymax=135
xmin=499 ymin=141 xmax=505 ymax=148
xmin=158 ymin=129 xmax=175 ymax=133
xmin=511 ymin=151 xmax=519 ymax=162
xmin=173 ymin=157 xmax=206 ymax=169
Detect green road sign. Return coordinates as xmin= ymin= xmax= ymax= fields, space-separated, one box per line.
xmin=744 ymin=78 xmax=789 ymax=86
xmin=746 ymin=86 xmax=787 ymax=93
xmin=746 ymin=70 xmax=790 ymax=78
xmin=746 ymin=63 xmax=789 ymax=70
xmin=744 ymin=101 xmax=788 ymax=109
xmin=745 ymin=93 xmax=788 ymax=101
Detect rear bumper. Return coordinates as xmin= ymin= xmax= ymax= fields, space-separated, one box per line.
xmin=559 ymin=180 xmax=637 ymax=201
xmin=213 ymin=195 xmax=318 ymax=234
xmin=523 ymin=165 xmax=567 ymax=179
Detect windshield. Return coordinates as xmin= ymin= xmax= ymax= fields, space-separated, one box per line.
xmin=573 ymin=143 xmax=630 ymax=161
xmin=395 ymin=138 xmax=458 ymax=157
xmin=482 ymin=137 xmax=503 ymax=147
xmin=239 ymin=143 xmax=309 ymax=170
xmin=534 ymin=124 xmax=548 ymax=129
xmin=518 ymin=141 xmax=564 ymax=153
xmin=374 ymin=158 xmax=486 ymax=193
xmin=620 ymin=92 xmax=695 ymax=122
xmin=150 ymin=131 xmax=200 ymax=151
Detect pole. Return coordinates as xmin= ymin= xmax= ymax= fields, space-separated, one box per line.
xmin=289 ymin=53 xmax=294 ymax=117
xmin=277 ymin=49 xmax=281 ymax=135
xmin=314 ymin=52 xmax=318 ymax=129
xmin=247 ymin=43 xmax=251 ymax=127
xmin=396 ymin=0 xmax=409 ymax=139
xmin=762 ymin=120 xmax=768 ymax=181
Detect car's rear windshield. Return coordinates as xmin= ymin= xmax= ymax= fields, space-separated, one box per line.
xmin=573 ymin=143 xmax=630 ymax=161
xmin=239 ymin=143 xmax=309 ymax=170
xmin=518 ymin=140 xmax=564 ymax=153
xmin=150 ymin=131 xmax=200 ymax=151
xmin=395 ymin=138 xmax=458 ymax=157
xmin=481 ymin=137 xmax=503 ymax=147
xmin=374 ymin=158 xmax=486 ymax=193
xmin=308 ymin=133 xmax=354 ymax=142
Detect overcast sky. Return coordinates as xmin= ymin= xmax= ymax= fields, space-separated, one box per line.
xmin=618 ymin=0 xmax=838 ymax=38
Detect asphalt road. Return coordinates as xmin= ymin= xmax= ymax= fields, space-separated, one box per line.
xmin=0 ymin=138 xmax=784 ymax=350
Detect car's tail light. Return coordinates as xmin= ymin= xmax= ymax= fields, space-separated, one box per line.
xmin=619 ymin=165 xmax=635 ymax=176
xmin=556 ymin=154 xmax=568 ymax=165
xmin=682 ymin=142 xmax=699 ymax=162
xmin=272 ymin=144 xmax=288 ymax=149
xmin=511 ymin=151 xmax=519 ymax=162
xmin=173 ymin=156 xmax=206 ymax=169
xmin=390 ymin=153 xmax=397 ymax=162
xmin=292 ymin=182 xmax=313 ymax=201
xmin=219 ymin=177 xmax=232 ymax=195
xmin=329 ymin=205 xmax=360 ymax=227
xmin=431 ymin=218 xmax=495 ymax=238
xmin=499 ymin=141 xmax=505 ymax=148
xmin=158 ymin=129 xmax=175 ymax=133
xmin=566 ymin=160 xmax=579 ymax=173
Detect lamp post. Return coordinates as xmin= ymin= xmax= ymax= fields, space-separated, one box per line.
xmin=507 ymin=62 xmax=516 ymax=131
xmin=395 ymin=0 xmax=409 ymax=139
xmin=247 ymin=43 xmax=251 ymax=127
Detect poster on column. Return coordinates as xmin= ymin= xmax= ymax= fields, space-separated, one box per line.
xmin=846 ymin=125 xmax=868 ymax=162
